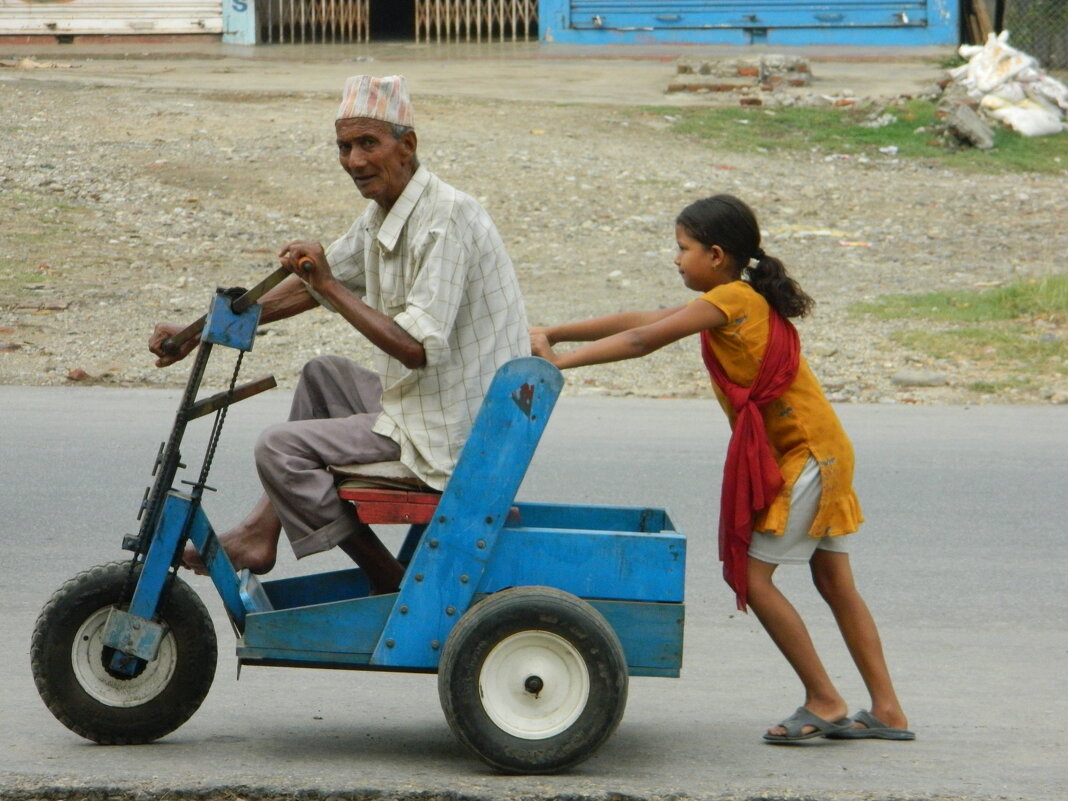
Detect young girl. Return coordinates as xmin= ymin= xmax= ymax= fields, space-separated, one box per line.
xmin=530 ymin=194 xmax=913 ymax=744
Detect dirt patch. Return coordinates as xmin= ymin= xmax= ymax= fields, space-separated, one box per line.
xmin=0 ymin=60 xmax=1065 ymax=404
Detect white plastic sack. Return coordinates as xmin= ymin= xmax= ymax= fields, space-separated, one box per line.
xmin=952 ymin=31 xmax=1038 ymax=94
xmin=949 ymin=31 xmax=1068 ymax=137
xmin=982 ymin=98 xmax=1065 ymax=137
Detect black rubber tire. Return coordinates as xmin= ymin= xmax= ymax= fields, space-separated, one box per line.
xmin=438 ymin=586 xmax=628 ymax=774
xmin=30 ymin=560 xmax=217 ymax=744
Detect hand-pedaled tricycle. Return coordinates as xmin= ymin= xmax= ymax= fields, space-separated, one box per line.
xmin=31 ymin=269 xmax=686 ymax=773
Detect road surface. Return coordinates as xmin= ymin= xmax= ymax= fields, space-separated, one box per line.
xmin=1 ymin=386 xmax=1065 ymax=800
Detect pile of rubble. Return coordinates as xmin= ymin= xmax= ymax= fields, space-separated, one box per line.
xmin=669 ymin=55 xmax=820 ymax=107
xmin=667 ymin=54 xmax=941 ymax=108
xmin=938 ymin=30 xmax=1068 ymax=149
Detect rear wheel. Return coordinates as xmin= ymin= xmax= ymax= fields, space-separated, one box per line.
xmin=30 ymin=560 xmax=217 ymax=743
xmin=438 ymin=586 xmax=628 ymax=774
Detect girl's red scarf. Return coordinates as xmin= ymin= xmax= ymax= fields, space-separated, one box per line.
xmin=701 ymin=309 xmax=800 ymax=611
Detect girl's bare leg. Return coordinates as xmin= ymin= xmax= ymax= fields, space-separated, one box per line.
xmin=747 ymin=556 xmax=848 ymax=736
xmin=810 ymin=550 xmax=908 ymax=730
xmin=181 ymin=494 xmax=281 ymax=575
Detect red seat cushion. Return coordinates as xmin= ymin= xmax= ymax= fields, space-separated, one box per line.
xmin=338 ymin=487 xmax=441 ymax=525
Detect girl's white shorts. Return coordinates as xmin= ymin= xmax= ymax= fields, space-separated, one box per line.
xmin=748 ymin=455 xmax=851 ymax=565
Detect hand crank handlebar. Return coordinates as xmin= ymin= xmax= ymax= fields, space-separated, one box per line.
xmin=160 ymin=265 xmax=292 ymax=355
xmin=187 ymin=375 xmax=279 ymax=420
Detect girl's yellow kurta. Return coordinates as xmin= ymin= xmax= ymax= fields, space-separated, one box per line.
xmin=700 ymin=281 xmax=862 ymax=538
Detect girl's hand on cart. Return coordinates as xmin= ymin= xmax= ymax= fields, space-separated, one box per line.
xmin=530 ymin=330 xmax=558 ymax=364
xmin=529 ymin=325 xmax=558 ymax=346
xmin=149 ymin=322 xmax=199 ymax=367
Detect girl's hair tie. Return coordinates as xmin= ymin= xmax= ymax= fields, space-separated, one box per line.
xmin=751 ymin=248 xmax=766 ymax=262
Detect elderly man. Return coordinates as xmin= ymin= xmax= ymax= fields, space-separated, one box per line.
xmin=149 ymin=75 xmax=529 ymax=593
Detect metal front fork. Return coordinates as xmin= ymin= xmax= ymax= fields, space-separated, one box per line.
xmin=104 ymin=281 xmax=280 ymax=674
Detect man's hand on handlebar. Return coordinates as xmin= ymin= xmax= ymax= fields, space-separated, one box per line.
xmin=279 ymin=241 xmax=334 ymax=293
xmin=149 ymin=322 xmax=199 ymax=368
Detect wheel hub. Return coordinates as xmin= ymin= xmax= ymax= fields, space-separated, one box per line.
xmin=72 ymin=607 xmax=177 ymax=707
xmin=479 ymin=629 xmax=590 ymax=740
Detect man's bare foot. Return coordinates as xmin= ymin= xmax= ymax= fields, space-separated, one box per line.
xmin=181 ymin=495 xmax=281 ymax=575
xmin=181 ymin=526 xmax=278 ymax=575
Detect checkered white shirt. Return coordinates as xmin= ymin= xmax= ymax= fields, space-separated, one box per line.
xmin=316 ymin=167 xmax=529 ymax=490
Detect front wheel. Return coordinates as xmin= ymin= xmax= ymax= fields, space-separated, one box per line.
xmin=30 ymin=560 xmax=217 ymax=744
xmin=438 ymin=586 xmax=628 ymax=774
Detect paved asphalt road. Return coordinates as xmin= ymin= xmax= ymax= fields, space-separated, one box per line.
xmin=1 ymin=385 xmax=1066 ymax=801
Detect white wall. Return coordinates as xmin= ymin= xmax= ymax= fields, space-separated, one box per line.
xmin=0 ymin=0 xmax=222 ymax=36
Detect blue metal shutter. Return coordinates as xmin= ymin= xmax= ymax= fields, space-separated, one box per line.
xmin=569 ymin=0 xmax=932 ymax=31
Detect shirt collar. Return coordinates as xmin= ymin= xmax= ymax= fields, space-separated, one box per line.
xmin=376 ymin=166 xmax=430 ymax=253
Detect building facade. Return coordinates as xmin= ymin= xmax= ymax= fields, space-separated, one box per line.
xmin=0 ymin=0 xmax=960 ymax=46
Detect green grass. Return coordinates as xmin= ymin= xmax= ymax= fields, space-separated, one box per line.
xmin=0 ymin=259 xmax=28 ymax=286
xmin=646 ymin=100 xmax=1068 ymax=174
xmin=0 ymin=189 xmax=95 ymax=295
xmin=936 ymin=53 xmax=968 ymax=70
xmin=0 ymin=259 xmax=52 ymax=293
xmin=0 ymin=227 xmax=64 ymax=292
xmin=891 ymin=326 xmax=1066 ymax=374
xmin=852 ymin=276 xmax=1068 ymax=386
xmin=968 ymin=379 xmax=1012 ymax=394
xmin=852 ymin=274 xmax=1068 ymax=324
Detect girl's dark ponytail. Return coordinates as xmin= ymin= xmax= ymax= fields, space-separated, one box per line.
xmin=747 ymin=252 xmax=814 ymax=319
xmin=677 ymin=194 xmax=814 ymax=319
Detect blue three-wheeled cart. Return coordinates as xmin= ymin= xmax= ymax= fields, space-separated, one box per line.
xmin=30 ymin=272 xmax=686 ymax=773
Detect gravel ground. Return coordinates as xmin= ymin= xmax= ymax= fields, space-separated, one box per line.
xmin=1 ymin=62 xmax=1066 ymax=404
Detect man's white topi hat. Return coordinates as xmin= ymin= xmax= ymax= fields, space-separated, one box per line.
xmin=336 ymin=74 xmax=414 ymax=127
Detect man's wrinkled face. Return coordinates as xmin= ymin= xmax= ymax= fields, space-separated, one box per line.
xmin=335 ymin=117 xmax=416 ymax=210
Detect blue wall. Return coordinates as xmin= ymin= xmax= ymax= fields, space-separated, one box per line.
xmin=540 ymin=0 xmax=960 ymax=46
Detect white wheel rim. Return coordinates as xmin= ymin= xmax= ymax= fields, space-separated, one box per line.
xmin=478 ymin=629 xmax=590 ymax=740
xmin=71 ymin=607 xmax=177 ymax=708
